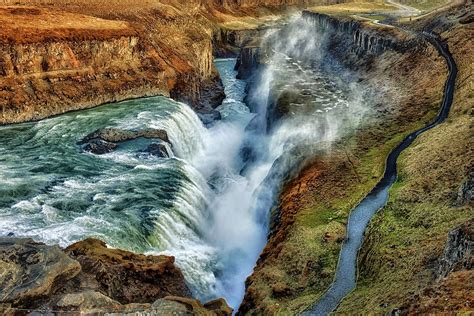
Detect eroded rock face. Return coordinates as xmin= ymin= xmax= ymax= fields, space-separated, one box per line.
xmin=0 ymin=238 xmax=81 ymax=307
xmin=438 ymin=220 xmax=473 ymax=278
xmin=65 ymin=238 xmax=191 ymax=304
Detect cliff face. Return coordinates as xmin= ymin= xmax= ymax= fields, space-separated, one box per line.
xmin=0 ymin=0 xmax=349 ymax=124
xmin=0 ymin=5 xmax=223 ymax=124
xmin=238 ymin=10 xmax=451 ymax=315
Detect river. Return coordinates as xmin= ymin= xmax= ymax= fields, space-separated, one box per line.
xmin=0 ymin=19 xmax=366 ymax=309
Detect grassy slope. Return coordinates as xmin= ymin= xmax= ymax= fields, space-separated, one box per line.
xmin=336 ymin=8 xmax=474 ymax=314
xmin=239 ymin=20 xmax=448 ymax=313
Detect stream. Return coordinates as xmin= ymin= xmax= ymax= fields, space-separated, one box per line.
xmin=0 ymin=47 xmax=359 ymax=309
xmin=0 ymin=15 xmax=416 ymax=312
xmin=306 ymin=34 xmax=458 ymax=315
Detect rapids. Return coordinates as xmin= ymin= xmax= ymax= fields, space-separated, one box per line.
xmin=0 ymin=17 xmax=368 ymax=309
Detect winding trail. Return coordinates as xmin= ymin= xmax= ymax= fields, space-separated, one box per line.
xmin=305 ymin=33 xmax=458 ymax=315
xmin=386 ymin=0 xmax=422 ymax=17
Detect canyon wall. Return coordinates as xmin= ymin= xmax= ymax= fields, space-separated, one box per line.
xmin=0 ymin=5 xmax=223 ymax=124
xmin=0 ymin=0 xmax=385 ymax=124
xmin=336 ymin=3 xmax=473 ymax=313
xmin=0 ymin=0 xmax=362 ymax=124
xmin=238 ymin=10 xmax=452 ymax=314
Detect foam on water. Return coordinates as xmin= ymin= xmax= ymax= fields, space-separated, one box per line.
xmin=0 ymin=16 xmax=372 ymax=312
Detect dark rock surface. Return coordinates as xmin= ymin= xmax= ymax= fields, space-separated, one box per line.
xmin=144 ymin=143 xmax=170 ymax=158
xmin=81 ymin=127 xmax=170 ymax=144
xmin=79 ymin=127 xmax=171 ymax=156
xmin=0 ymin=238 xmax=81 ymax=307
xmin=438 ymin=219 xmax=473 ymax=278
xmin=83 ymin=139 xmax=118 ymax=155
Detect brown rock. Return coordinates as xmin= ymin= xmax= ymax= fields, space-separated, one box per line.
xmin=65 ymin=238 xmax=191 ymax=304
xmin=0 ymin=238 xmax=81 ymax=307
xmin=203 ymin=298 xmax=234 ymax=316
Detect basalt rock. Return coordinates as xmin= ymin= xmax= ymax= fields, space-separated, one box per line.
xmin=83 ymin=139 xmax=118 ymax=155
xmin=236 ymin=46 xmax=261 ymax=79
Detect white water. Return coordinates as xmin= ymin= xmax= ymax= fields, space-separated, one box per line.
xmin=0 ymin=16 xmax=373 ymax=311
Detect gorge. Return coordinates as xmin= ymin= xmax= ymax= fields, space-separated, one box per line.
xmin=0 ymin=1 xmax=472 ymax=315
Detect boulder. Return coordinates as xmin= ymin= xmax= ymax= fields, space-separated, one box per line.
xmin=0 ymin=238 xmax=81 ymax=307
xmin=65 ymin=238 xmax=191 ymax=304
xmin=81 ymin=127 xmax=169 ymax=144
xmin=437 ymin=219 xmax=473 ymax=278
xmin=79 ymin=127 xmax=171 ymax=155
xmin=83 ymin=139 xmax=117 ymax=155
xmin=144 ymin=143 xmax=170 ymax=158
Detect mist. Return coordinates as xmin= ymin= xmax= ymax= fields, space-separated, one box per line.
xmin=189 ymin=15 xmax=374 ymax=310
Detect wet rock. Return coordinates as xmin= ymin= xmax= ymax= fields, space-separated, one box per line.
xmin=144 ymin=143 xmax=170 ymax=158
xmin=80 ymin=127 xmax=171 ymax=155
xmin=437 ymin=219 xmax=473 ymax=278
xmin=197 ymin=109 xmax=222 ymax=125
xmin=0 ymin=238 xmax=81 ymax=307
xmin=81 ymin=127 xmax=170 ymax=144
xmin=65 ymin=238 xmax=191 ymax=304
xmin=83 ymin=139 xmax=117 ymax=155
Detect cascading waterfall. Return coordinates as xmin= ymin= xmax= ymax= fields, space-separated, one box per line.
xmin=0 ymin=14 xmax=373 ymax=312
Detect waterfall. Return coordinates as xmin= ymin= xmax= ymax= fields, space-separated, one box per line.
xmin=0 ymin=15 xmax=373 ymax=313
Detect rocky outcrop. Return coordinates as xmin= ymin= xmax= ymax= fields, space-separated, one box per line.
xmin=65 ymin=238 xmax=191 ymax=304
xmin=81 ymin=127 xmax=170 ymax=144
xmin=437 ymin=220 xmax=473 ymax=278
xmin=235 ymin=46 xmax=261 ymax=79
xmin=301 ymin=11 xmax=419 ymax=55
xmin=456 ymin=173 xmax=473 ymax=206
xmin=214 ymin=27 xmax=264 ymax=57
xmin=0 ymin=237 xmax=232 ymax=315
xmin=0 ymin=238 xmax=81 ymax=307
xmin=79 ymin=127 xmax=171 ymax=155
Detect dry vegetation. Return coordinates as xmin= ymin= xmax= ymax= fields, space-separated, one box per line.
xmin=309 ymin=1 xmax=397 ymax=16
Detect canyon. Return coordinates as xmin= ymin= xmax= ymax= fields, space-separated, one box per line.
xmin=0 ymin=0 xmax=472 ymax=315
